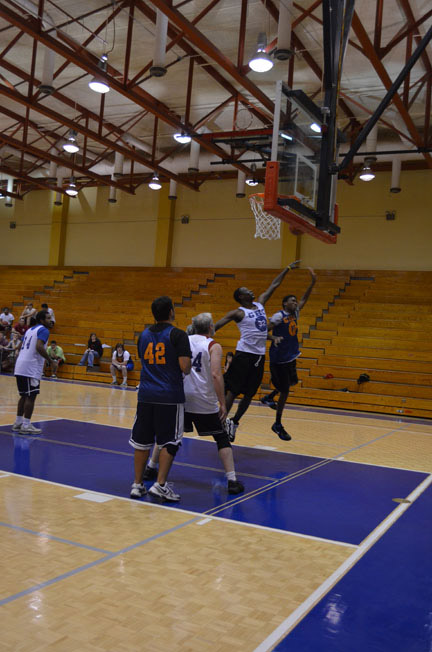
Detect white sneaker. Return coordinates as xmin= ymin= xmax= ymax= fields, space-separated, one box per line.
xmin=12 ymin=423 xmax=22 ymax=431
xmin=130 ymin=482 xmax=146 ymax=499
xmin=52 ymin=374 xmax=57 ymax=379
xmin=111 ymin=380 xmax=117 ymax=385
xmin=120 ymin=380 xmax=128 ymax=387
xmin=149 ymin=482 xmax=180 ymax=502
xmin=20 ymin=423 xmax=42 ymax=434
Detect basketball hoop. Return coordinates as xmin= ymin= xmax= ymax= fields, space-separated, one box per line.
xmin=249 ymin=193 xmax=281 ymax=240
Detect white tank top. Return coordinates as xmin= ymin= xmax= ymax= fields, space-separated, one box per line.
xmin=184 ymin=334 xmax=219 ymax=414
xmin=14 ymin=324 xmax=49 ymax=379
xmin=236 ymin=302 xmax=268 ymax=355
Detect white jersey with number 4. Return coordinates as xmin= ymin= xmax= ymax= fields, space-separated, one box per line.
xmin=184 ymin=334 xmax=218 ymax=414
xmin=236 ymin=301 xmax=268 ymax=355
xmin=14 ymin=324 xmax=49 ymax=379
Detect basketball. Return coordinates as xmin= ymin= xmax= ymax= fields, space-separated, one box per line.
xmin=289 ymin=227 xmax=303 ymax=236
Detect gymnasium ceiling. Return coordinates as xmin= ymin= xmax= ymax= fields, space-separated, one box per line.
xmin=0 ymin=0 xmax=431 ymax=200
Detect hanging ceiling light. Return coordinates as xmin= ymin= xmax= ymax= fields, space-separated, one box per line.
xmin=310 ymin=122 xmax=322 ymax=133
xmin=148 ymin=173 xmax=162 ymax=190
xmin=65 ymin=176 xmax=79 ymax=196
xmin=88 ymin=54 xmax=110 ymax=94
xmin=62 ymin=129 xmax=79 ymax=154
xmin=249 ymin=32 xmax=274 ymax=73
xmin=359 ymin=157 xmax=376 ymax=182
xmin=173 ymin=132 xmax=192 ymax=144
xmin=246 ymin=164 xmax=259 ymax=186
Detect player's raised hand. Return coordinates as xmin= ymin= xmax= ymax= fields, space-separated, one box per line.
xmin=308 ymin=267 xmax=316 ymax=281
xmin=289 ymin=259 xmax=301 ymax=270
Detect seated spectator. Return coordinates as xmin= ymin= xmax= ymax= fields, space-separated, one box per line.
xmin=12 ymin=317 xmax=28 ymax=339
xmin=45 ymin=340 xmax=66 ymax=378
xmin=41 ymin=303 xmax=56 ymax=325
xmin=20 ymin=302 xmax=37 ymax=326
xmin=0 ymin=307 xmax=14 ymax=334
xmin=78 ymin=333 xmax=103 ymax=368
xmin=110 ymin=343 xmax=130 ymax=387
xmin=1 ymin=332 xmax=21 ymax=373
xmin=0 ymin=331 xmax=10 ymax=365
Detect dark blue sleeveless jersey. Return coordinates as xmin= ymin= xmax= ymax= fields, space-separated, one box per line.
xmin=269 ymin=309 xmax=301 ymax=364
xmin=137 ymin=324 xmax=185 ymax=403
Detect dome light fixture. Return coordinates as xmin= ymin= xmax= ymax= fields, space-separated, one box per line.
xmin=148 ymin=173 xmax=162 ymax=190
xmin=249 ymin=33 xmax=274 ymax=73
xmin=310 ymin=122 xmax=322 ymax=133
xmin=173 ymin=132 xmax=192 ymax=144
xmin=62 ymin=129 xmax=79 ymax=154
xmin=246 ymin=163 xmax=259 ymax=187
xmin=65 ymin=176 xmax=79 ymax=196
xmin=88 ymin=54 xmax=110 ymax=94
xmin=359 ymin=157 xmax=376 ymax=182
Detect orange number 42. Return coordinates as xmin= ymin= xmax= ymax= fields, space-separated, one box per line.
xmin=143 ymin=342 xmax=166 ymax=365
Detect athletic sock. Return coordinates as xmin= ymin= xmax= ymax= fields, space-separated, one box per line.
xmin=22 ymin=418 xmax=30 ymax=427
xmin=226 ymin=471 xmax=236 ymax=481
xmin=15 ymin=416 xmax=24 ymax=425
xmin=148 ymin=460 xmax=158 ymax=469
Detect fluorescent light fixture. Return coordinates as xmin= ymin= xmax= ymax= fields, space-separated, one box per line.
xmin=149 ymin=173 xmax=162 ymax=190
xmin=245 ymin=178 xmax=259 ymax=187
xmin=65 ymin=176 xmax=78 ymax=196
xmin=249 ymin=32 xmax=274 ymax=73
xmin=89 ymin=56 xmax=110 ymax=94
xmin=173 ymin=132 xmax=192 ymax=144
xmin=280 ymin=132 xmax=293 ymax=141
xmin=310 ymin=122 xmax=322 ymax=133
xmin=62 ymin=129 xmax=79 ymax=154
xmin=359 ymin=164 xmax=375 ymax=182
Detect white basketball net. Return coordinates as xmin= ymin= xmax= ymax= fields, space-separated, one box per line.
xmin=250 ymin=194 xmax=281 ymax=240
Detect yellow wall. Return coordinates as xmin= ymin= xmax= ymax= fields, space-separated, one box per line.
xmin=64 ymin=185 xmax=159 ymax=267
xmin=301 ymin=169 xmax=432 ymax=270
xmin=3 ymin=168 xmax=432 ymax=270
xmin=171 ymin=180 xmax=284 ymax=268
xmin=0 ymin=190 xmax=52 ymax=265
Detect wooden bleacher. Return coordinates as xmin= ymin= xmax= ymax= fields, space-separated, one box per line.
xmin=1 ymin=266 xmax=431 ymax=419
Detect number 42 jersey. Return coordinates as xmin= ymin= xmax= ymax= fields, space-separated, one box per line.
xmin=137 ymin=323 xmax=191 ymax=404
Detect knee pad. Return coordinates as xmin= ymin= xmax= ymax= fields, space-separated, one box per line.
xmin=165 ymin=443 xmax=180 ymax=458
xmin=214 ymin=434 xmax=231 ymax=451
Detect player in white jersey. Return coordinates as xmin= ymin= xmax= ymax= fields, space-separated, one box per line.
xmin=214 ymin=261 xmax=300 ymax=440
xmin=12 ymin=310 xmax=53 ymax=434
xmin=184 ymin=313 xmax=244 ymax=495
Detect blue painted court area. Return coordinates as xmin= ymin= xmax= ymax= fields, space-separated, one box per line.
xmin=0 ymin=419 xmax=427 ymax=546
xmin=274 ymin=485 xmax=432 ymax=652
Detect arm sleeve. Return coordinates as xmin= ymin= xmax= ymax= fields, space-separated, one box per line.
xmin=170 ymin=328 xmax=192 ymax=358
xmin=123 ymin=351 xmax=130 ymax=362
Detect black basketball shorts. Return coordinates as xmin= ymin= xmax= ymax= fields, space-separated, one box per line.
xmin=270 ymin=360 xmax=298 ymax=393
xmin=184 ymin=411 xmax=225 ymax=437
xmin=16 ymin=375 xmax=41 ymax=397
xmin=223 ymin=351 xmax=265 ymax=397
xmin=129 ymin=402 xmax=184 ymax=450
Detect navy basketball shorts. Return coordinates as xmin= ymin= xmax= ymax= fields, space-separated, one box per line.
xmin=129 ymin=402 xmax=184 ymax=450
xmin=16 ymin=375 xmax=41 ymax=397
xmin=184 ymin=411 xmax=225 ymax=437
xmin=270 ymin=360 xmax=298 ymax=392
xmin=224 ymin=351 xmax=265 ymax=397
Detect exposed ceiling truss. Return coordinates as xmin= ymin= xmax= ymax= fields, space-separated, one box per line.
xmin=0 ymin=0 xmax=430 ymax=199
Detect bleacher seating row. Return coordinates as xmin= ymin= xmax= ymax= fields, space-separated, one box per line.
xmin=1 ymin=266 xmax=432 ymax=419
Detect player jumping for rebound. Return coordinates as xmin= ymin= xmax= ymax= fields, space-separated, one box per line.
xmin=261 ymin=267 xmax=316 ymax=440
xmin=214 ymin=261 xmax=300 ymax=441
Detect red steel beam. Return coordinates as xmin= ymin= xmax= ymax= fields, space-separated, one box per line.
xmin=381 ymin=8 xmax=432 ymax=58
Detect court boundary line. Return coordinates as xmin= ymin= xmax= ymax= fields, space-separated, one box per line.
xmin=253 ymin=472 xmax=432 ymax=652
xmin=0 ymin=521 xmax=112 ymax=554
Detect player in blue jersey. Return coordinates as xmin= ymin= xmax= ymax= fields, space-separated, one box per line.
xmin=261 ymin=268 xmax=316 ymax=440
xmin=12 ymin=309 xmax=53 ymax=434
xmin=129 ymin=296 xmax=191 ymax=502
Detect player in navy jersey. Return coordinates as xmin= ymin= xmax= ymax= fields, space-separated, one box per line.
xmin=12 ymin=309 xmax=53 ymax=434
xmin=214 ymin=261 xmax=300 ymax=441
xmin=261 ymin=267 xmax=316 ymax=440
xmin=129 ymin=296 xmax=191 ymax=502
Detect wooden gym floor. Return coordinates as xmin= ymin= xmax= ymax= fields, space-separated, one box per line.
xmin=0 ymin=374 xmax=431 ymax=652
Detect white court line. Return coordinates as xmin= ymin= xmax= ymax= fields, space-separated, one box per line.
xmin=253 ymin=472 xmax=432 ymax=652
xmin=2 ymin=472 xmax=355 ymax=547
xmin=196 ymin=518 xmax=212 ymax=526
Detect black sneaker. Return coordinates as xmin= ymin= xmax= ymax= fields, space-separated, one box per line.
xmin=260 ymin=394 xmax=277 ymax=409
xmin=142 ymin=466 xmax=158 ymax=481
xmin=271 ymin=422 xmax=292 ymax=441
xmin=228 ymin=480 xmax=245 ymax=495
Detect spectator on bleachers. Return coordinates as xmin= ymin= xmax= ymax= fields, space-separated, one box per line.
xmin=41 ymin=303 xmax=55 ymax=325
xmin=1 ymin=332 xmax=21 ymax=373
xmin=78 ymin=333 xmax=103 ymax=368
xmin=45 ymin=340 xmax=65 ymax=378
xmin=0 ymin=307 xmax=14 ymax=334
xmin=0 ymin=331 xmax=10 ymax=366
xmin=20 ymin=303 xmax=37 ymax=326
xmin=110 ymin=343 xmax=130 ymax=387
xmin=12 ymin=317 xmax=28 ymax=338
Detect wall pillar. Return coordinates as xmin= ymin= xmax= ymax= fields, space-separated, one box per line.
xmin=48 ymin=193 xmax=69 ymax=266
xmin=280 ymin=221 xmax=301 ymax=267
xmin=154 ymin=185 xmax=175 ymax=267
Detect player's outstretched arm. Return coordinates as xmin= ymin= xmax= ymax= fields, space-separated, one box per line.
xmin=298 ymin=267 xmax=316 ymax=310
xmin=214 ymin=308 xmax=243 ymax=332
xmin=258 ymin=260 xmax=301 ymax=305
xmin=209 ymin=342 xmax=227 ymax=423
